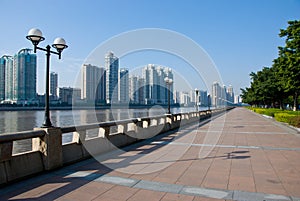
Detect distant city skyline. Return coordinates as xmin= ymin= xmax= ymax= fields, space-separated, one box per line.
xmin=0 ymin=48 xmax=238 ymax=106
xmin=0 ymin=49 xmax=237 ymax=106
xmin=1 ymin=1 xmax=299 ymax=97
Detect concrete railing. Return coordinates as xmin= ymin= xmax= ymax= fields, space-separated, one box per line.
xmin=0 ymin=107 xmax=233 ymax=185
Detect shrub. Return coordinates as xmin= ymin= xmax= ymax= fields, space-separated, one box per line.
xmin=247 ymin=107 xmax=300 ymax=128
xmin=274 ymin=113 xmax=295 ymax=123
xmin=290 ymin=115 xmax=300 ymax=128
xmin=253 ymin=108 xmax=275 ymax=117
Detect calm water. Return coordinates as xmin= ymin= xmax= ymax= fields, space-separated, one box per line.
xmin=0 ymin=107 xmax=203 ymax=154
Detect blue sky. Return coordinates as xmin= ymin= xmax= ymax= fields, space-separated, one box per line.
xmin=1 ymin=0 xmax=300 ymax=95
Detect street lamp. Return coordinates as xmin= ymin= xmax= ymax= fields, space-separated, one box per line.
xmin=195 ymin=88 xmax=199 ymax=112
xmin=26 ymin=28 xmax=68 ymax=128
xmin=164 ymin=77 xmax=173 ymax=114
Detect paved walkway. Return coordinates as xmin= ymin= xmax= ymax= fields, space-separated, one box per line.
xmin=1 ymin=107 xmax=300 ymax=201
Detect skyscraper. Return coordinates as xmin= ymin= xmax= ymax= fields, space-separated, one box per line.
xmin=164 ymin=67 xmax=173 ymax=104
xmin=119 ymin=68 xmax=129 ymax=103
xmin=12 ymin=49 xmax=37 ymax=104
xmin=212 ymin=81 xmax=221 ymax=107
xmin=143 ymin=64 xmax=157 ymax=104
xmin=105 ymin=52 xmax=119 ymax=104
xmin=0 ymin=56 xmax=12 ymax=101
xmin=81 ymin=64 xmax=105 ymax=103
xmin=199 ymin=90 xmax=208 ymax=106
xmin=156 ymin=67 xmax=165 ymax=103
xmin=50 ymin=72 xmax=58 ymax=98
xmin=4 ymin=56 xmax=14 ymax=102
xmin=227 ymin=85 xmax=234 ymax=104
xmin=142 ymin=64 xmax=173 ymax=104
xmin=57 ymin=87 xmax=81 ymax=105
xmin=129 ymin=75 xmax=139 ymax=104
xmin=96 ymin=67 xmax=106 ymax=103
xmin=138 ymin=77 xmax=145 ymax=104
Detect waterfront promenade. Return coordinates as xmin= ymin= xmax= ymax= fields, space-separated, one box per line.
xmin=1 ymin=107 xmax=300 ymax=201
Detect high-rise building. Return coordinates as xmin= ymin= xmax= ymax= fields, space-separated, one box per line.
xmin=212 ymin=81 xmax=221 ymax=107
xmin=0 ymin=56 xmax=12 ymax=101
xmin=0 ymin=57 xmax=5 ymax=100
xmin=156 ymin=67 xmax=165 ymax=103
xmin=105 ymin=52 xmax=119 ymax=104
xmin=4 ymin=56 xmax=13 ymax=101
xmin=57 ymin=87 xmax=81 ymax=105
xmin=199 ymin=90 xmax=208 ymax=106
xmin=189 ymin=90 xmax=195 ymax=104
xmin=227 ymin=85 xmax=234 ymax=104
xmin=234 ymin=95 xmax=240 ymax=104
xmin=164 ymin=67 xmax=173 ymax=104
xmin=50 ymin=72 xmax=58 ymax=98
xmin=119 ymin=68 xmax=129 ymax=103
xmin=81 ymin=64 xmax=105 ymax=103
xmin=179 ymin=91 xmax=190 ymax=106
xmin=96 ymin=67 xmax=106 ymax=103
xmin=142 ymin=64 xmax=173 ymax=104
xmin=174 ymin=90 xmax=180 ymax=104
xmin=143 ymin=64 xmax=158 ymax=104
xmin=129 ymin=75 xmax=139 ymax=104
xmin=138 ymin=77 xmax=145 ymax=104
xmin=12 ymin=49 xmax=37 ymax=104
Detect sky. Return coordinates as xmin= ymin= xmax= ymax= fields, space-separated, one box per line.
xmin=1 ymin=0 xmax=300 ymax=95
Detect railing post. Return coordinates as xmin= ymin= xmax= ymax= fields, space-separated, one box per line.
xmin=0 ymin=142 xmax=13 ymax=162
xmin=72 ymin=130 xmax=86 ymax=144
xmin=118 ymin=124 xmax=127 ymax=134
xmin=32 ymin=127 xmax=63 ymax=170
xmin=99 ymin=127 xmax=110 ymax=138
xmin=165 ymin=114 xmax=172 ymax=131
xmin=135 ymin=119 xmax=143 ymax=133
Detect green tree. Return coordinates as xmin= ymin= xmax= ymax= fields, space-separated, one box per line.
xmin=276 ymin=20 xmax=300 ymax=111
xmin=241 ymin=67 xmax=282 ymax=108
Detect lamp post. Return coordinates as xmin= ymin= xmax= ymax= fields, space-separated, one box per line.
xmin=207 ymin=93 xmax=210 ymax=110
xmin=26 ymin=28 xmax=68 ymax=128
xmin=164 ymin=77 xmax=173 ymax=114
xmin=195 ymin=88 xmax=199 ymax=112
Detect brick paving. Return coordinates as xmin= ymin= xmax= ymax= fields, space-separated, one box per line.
xmin=1 ymin=107 xmax=300 ymax=201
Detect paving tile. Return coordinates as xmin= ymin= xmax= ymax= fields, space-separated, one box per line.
xmin=161 ymin=192 xmax=195 ymax=201
xmin=92 ymin=185 xmax=139 ymax=201
xmin=192 ymin=197 xmax=226 ymax=201
xmin=127 ymin=189 xmax=165 ymax=201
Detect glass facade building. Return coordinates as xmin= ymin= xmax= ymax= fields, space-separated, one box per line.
xmin=12 ymin=49 xmax=37 ymax=104
xmin=105 ymin=52 xmax=119 ymax=104
xmin=50 ymin=72 xmax=58 ymax=98
xmin=119 ymin=68 xmax=129 ymax=103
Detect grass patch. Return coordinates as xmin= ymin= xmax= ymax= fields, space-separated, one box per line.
xmin=246 ymin=107 xmax=300 ymax=128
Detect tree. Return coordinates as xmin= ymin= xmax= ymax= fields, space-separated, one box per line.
xmin=276 ymin=20 xmax=300 ymax=111
xmin=241 ymin=20 xmax=300 ymax=110
xmin=241 ymin=67 xmax=282 ymax=108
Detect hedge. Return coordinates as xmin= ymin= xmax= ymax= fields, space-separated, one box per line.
xmin=247 ymin=107 xmax=300 ymax=128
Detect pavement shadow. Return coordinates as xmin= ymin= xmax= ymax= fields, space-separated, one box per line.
xmin=203 ymin=150 xmax=250 ymax=160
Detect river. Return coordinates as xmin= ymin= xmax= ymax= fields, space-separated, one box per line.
xmin=0 ymin=107 xmax=205 ymax=154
